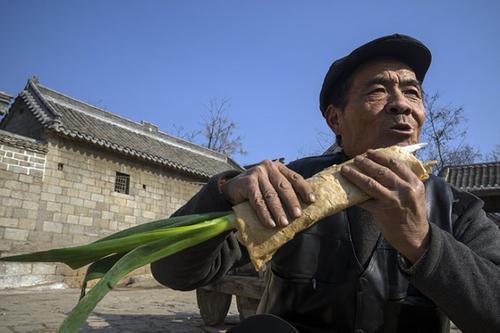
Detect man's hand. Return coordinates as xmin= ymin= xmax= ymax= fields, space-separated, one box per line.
xmin=341 ymin=149 xmax=430 ymax=263
xmin=221 ymin=160 xmax=316 ymax=228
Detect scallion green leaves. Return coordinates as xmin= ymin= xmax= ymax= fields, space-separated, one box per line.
xmin=0 ymin=212 xmax=236 ymax=333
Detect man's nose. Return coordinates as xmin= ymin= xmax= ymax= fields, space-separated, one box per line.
xmin=386 ymin=91 xmax=411 ymax=115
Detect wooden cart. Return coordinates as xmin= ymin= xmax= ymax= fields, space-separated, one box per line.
xmin=196 ymin=264 xmax=266 ymax=326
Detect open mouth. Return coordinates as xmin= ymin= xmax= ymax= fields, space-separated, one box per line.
xmin=389 ymin=123 xmax=413 ymax=135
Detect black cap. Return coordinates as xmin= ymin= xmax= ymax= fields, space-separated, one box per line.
xmin=319 ymin=33 xmax=432 ymax=114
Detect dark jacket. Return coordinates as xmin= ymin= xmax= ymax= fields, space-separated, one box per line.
xmin=151 ymin=153 xmax=500 ymax=333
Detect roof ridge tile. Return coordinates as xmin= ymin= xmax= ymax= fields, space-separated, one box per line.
xmin=18 ymin=79 xmax=243 ymax=178
xmin=36 ymin=83 xmax=230 ymax=161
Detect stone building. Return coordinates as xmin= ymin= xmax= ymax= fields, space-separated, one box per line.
xmin=441 ymin=162 xmax=500 ymax=227
xmin=0 ymin=77 xmax=241 ymax=288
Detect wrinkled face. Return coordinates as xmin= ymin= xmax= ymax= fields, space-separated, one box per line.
xmin=325 ymin=59 xmax=425 ymax=157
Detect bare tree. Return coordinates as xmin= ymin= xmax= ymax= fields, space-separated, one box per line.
xmin=202 ymin=98 xmax=246 ymax=156
xmin=172 ymin=124 xmax=200 ymax=142
xmin=173 ymin=98 xmax=246 ymax=157
xmin=420 ymin=92 xmax=481 ymax=173
xmin=485 ymin=144 xmax=500 ymax=162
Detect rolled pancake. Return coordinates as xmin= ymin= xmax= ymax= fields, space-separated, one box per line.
xmin=234 ymin=145 xmax=435 ymax=271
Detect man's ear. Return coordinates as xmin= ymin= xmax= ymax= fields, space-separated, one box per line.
xmin=324 ymin=104 xmax=342 ymax=135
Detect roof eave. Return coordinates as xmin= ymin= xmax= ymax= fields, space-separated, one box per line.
xmin=19 ymin=77 xmax=241 ymax=180
xmin=47 ymin=126 xmax=213 ymax=180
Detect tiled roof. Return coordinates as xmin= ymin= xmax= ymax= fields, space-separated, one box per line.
xmin=5 ymin=78 xmax=242 ymax=179
xmin=440 ymin=162 xmax=500 ymax=194
xmin=0 ymin=129 xmax=47 ymax=153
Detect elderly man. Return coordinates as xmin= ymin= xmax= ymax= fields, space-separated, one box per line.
xmin=151 ymin=34 xmax=500 ymax=332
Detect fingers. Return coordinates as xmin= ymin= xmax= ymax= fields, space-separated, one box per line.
xmin=249 ymin=161 xmax=316 ymax=228
xmin=278 ymin=163 xmax=316 ymax=204
xmin=223 ymin=160 xmax=316 ymax=229
xmin=265 ymin=162 xmax=303 ymax=221
xmin=240 ymin=162 xmax=290 ymax=228
xmin=250 ymin=189 xmax=276 ymax=228
xmin=341 ymin=149 xmax=423 ymax=205
xmin=365 ymin=149 xmax=420 ymax=184
xmin=351 ymin=155 xmax=400 ymax=190
xmin=341 ymin=163 xmax=393 ymax=201
xmin=358 ymin=199 xmax=379 ymax=212
xmin=259 ymin=175 xmax=289 ymax=227
xmin=241 ymin=166 xmax=277 ymax=228
xmin=221 ymin=170 xmax=278 ymax=228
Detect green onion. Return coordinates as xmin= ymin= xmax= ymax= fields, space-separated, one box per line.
xmin=0 ymin=212 xmax=230 ymax=269
xmin=0 ymin=211 xmax=236 ymax=333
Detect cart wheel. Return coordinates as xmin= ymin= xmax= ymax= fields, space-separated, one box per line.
xmin=196 ymin=288 xmax=232 ymax=326
xmin=236 ymin=296 xmax=260 ymax=321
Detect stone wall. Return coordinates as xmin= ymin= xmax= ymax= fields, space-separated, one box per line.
xmin=0 ymin=131 xmax=51 ymax=287
xmin=0 ymin=131 xmax=204 ymax=288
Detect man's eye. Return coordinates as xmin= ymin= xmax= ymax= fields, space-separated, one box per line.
xmin=368 ymin=87 xmax=386 ymax=95
xmin=404 ymin=89 xmax=421 ymax=97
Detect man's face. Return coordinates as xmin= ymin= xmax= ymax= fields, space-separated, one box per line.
xmin=326 ymin=59 xmax=425 ymax=157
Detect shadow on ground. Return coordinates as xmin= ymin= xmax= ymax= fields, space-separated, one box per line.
xmin=79 ymin=311 xmax=240 ymax=332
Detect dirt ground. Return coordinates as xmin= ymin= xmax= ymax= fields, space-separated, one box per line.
xmin=0 ymin=284 xmax=463 ymax=333
xmin=0 ymin=286 xmax=240 ymax=333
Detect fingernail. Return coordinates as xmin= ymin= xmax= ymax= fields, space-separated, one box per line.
xmin=293 ymin=207 xmax=302 ymax=218
xmin=279 ymin=216 xmax=289 ymax=226
xmin=309 ymin=193 xmax=316 ymax=202
xmin=268 ymin=219 xmax=276 ymax=228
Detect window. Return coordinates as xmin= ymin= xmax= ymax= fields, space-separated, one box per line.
xmin=58 ymin=163 xmax=64 ymax=171
xmin=114 ymin=172 xmax=130 ymax=194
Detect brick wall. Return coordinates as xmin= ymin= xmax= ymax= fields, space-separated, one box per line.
xmin=0 ymin=138 xmax=45 ymax=178
xmin=0 ymin=132 xmax=204 ymax=288
xmin=0 ymin=132 xmax=51 ymax=287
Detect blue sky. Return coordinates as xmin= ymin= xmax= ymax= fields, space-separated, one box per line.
xmin=1 ymin=0 xmax=499 ymax=166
